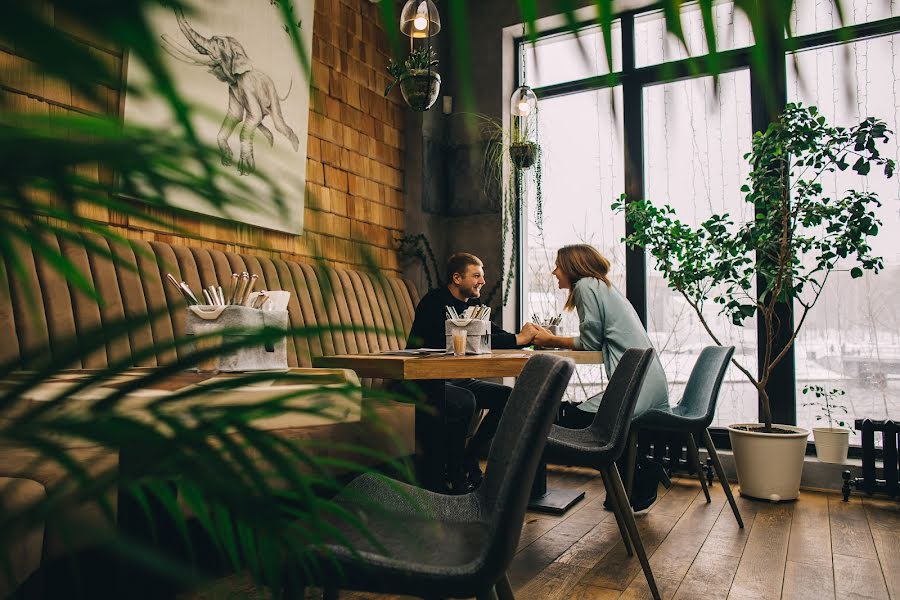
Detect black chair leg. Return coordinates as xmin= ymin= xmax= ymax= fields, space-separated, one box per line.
xmin=476 ymin=587 xmax=500 ymax=600
xmin=604 ymin=464 xmax=661 ymax=600
xmin=624 ymin=429 xmax=638 ymax=499
xmin=701 ymin=429 xmax=744 ymax=528
xmin=601 ymin=470 xmax=634 ymax=557
xmin=687 ymin=433 xmax=711 ymax=503
xmin=495 ymin=573 xmax=515 ymax=600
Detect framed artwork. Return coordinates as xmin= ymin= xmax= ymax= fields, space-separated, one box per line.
xmin=123 ymin=0 xmax=314 ymax=234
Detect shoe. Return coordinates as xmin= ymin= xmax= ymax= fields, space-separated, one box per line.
xmin=601 ymin=489 xmax=657 ymax=512
xmin=464 ymin=456 xmax=483 ymax=487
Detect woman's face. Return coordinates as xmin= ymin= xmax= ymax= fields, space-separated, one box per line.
xmin=552 ymin=260 xmax=571 ymax=289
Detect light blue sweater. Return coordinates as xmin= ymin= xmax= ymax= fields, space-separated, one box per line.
xmin=571 ymin=277 xmax=669 ymax=417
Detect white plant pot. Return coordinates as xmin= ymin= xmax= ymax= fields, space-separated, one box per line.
xmin=812 ymin=427 xmax=851 ymax=464
xmin=728 ymin=423 xmax=810 ymax=501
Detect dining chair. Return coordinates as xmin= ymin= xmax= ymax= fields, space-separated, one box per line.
xmin=541 ymin=348 xmax=660 ymax=600
xmin=293 ymin=353 xmax=575 ymax=599
xmin=625 ymin=345 xmax=743 ymax=528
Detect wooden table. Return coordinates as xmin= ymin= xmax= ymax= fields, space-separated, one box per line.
xmin=313 ymin=348 xmax=604 ymax=511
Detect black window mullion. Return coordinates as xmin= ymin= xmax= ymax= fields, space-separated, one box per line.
xmin=621 ymin=14 xmax=647 ymax=328
xmin=750 ymin=17 xmax=795 ymax=427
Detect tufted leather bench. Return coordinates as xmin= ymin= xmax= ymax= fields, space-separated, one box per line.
xmin=0 ymin=232 xmax=418 ymax=566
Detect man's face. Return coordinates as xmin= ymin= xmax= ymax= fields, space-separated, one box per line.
xmin=454 ymin=264 xmax=486 ymax=300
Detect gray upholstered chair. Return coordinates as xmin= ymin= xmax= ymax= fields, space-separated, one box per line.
xmin=301 ymin=354 xmax=575 ymax=600
xmin=626 ymin=345 xmax=743 ymax=528
xmin=542 ymin=348 xmax=660 ymax=600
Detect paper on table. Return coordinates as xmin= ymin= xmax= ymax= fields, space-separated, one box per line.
xmin=379 ymin=348 xmax=448 ymax=356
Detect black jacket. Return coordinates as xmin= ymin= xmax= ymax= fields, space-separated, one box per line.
xmin=406 ymin=287 xmax=519 ymax=350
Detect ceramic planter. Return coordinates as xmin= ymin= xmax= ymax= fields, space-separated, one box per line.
xmin=812 ymin=427 xmax=851 ymax=464
xmin=509 ymin=141 xmax=539 ymax=169
xmin=399 ymin=70 xmax=440 ymax=112
xmin=727 ymin=423 xmax=809 ymax=501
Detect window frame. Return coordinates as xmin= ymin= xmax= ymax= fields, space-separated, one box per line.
xmin=515 ymin=5 xmax=900 ymax=458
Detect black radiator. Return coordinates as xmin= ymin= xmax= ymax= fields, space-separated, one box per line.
xmin=842 ymin=419 xmax=899 ymax=501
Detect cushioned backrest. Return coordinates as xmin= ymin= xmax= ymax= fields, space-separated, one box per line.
xmin=0 ymin=233 xmax=419 ymax=374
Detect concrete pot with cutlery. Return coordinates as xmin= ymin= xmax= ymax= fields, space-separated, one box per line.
xmin=187 ymin=305 xmax=289 ymax=372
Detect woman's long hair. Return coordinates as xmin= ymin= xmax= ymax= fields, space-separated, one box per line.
xmin=556 ymin=244 xmax=612 ymax=310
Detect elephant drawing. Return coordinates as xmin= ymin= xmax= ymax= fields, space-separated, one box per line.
xmin=160 ymin=7 xmax=300 ymax=175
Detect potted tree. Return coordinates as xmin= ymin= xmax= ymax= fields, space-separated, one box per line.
xmin=384 ymin=48 xmax=440 ymax=112
xmin=615 ymin=103 xmax=894 ymax=501
xmin=802 ymin=385 xmax=853 ymax=464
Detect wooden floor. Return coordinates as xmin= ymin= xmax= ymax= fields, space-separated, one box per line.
xmin=187 ymin=466 xmax=900 ymax=600
xmin=342 ymin=466 xmax=900 ymax=600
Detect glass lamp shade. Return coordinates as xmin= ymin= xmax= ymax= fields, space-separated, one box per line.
xmin=400 ymin=0 xmax=441 ymax=38
xmin=510 ymin=85 xmax=538 ymax=117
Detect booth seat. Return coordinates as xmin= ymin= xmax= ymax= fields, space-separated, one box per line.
xmin=0 ymin=232 xmax=418 ymax=575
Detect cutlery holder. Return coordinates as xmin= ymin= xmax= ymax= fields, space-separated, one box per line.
xmin=445 ymin=319 xmax=491 ymax=355
xmin=186 ymin=305 xmax=288 ymax=372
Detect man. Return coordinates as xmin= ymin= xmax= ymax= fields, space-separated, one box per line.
xmin=407 ymin=252 xmax=538 ymax=492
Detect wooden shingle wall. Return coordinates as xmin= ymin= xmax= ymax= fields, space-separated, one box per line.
xmin=0 ymin=0 xmax=405 ymax=274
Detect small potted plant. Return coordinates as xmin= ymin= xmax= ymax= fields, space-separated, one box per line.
xmin=384 ymin=48 xmax=440 ymax=112
xmin=802 ymin=385 xmax=853 ymax=464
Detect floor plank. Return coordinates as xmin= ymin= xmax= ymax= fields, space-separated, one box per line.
xmin=829 ymin=495 xmax=878 ymax=559
xmin=727 ymin=502 xmax=793 ymax=599
xmin=646 ymin=484 xmax=726 ymax=582
xmin=517 ymin=562 xmax=590 ymax=600
xmin=787 ymin=491 xmax=833 ymax=567
xmin=781 ymin=560 xmax=835 ymax=600
xmin=833 ymin=554 xmax=889 ymax=600
xmin=673 ymin=550 xmax=740 ymax=600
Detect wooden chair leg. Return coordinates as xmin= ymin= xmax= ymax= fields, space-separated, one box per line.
xmin=687 ymin=433 xmax=711 ymax=502
xmin=495 ymin=573 xmax=515 ymax=600
xmin=701 ymin=429 xmax=744 ymax=528
xmin=604 ymin=464 xmax=661 ymax=600
xmin=601 ymin=470 xmax=633 ymax=556
xmin=624 ymin=429 xmax=638 ymax=499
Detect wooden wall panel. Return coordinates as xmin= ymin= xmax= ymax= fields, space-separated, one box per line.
xmin=0 ymin=0 xmax=405 ymax=274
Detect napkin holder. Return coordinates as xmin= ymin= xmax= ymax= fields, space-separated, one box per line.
xmin=445 ymin=319 xmax=491 ymax=355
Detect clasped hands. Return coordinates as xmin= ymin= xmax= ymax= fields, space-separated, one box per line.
xmin=515 ymin=321 xmax=558 ymax=348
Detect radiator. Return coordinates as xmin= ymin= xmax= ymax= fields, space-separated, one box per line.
xmin=842 ymin=419 xmax=899 ymax=501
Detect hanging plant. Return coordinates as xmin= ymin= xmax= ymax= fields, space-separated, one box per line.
xmin=396 ymin=233 xmax=440 ymax=290
xmin=384 ymin=48 xmax=441 ymax=112
xmin=470 ymin=113 xmax=545 ymax=307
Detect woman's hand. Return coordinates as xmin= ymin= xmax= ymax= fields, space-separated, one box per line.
xmin=532 ymin=326 xmax=556 ymax=348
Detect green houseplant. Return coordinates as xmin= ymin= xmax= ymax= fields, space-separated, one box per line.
xmin=802 ymin=385 xmax=852 ymax=464
xmin=0 ymin=1 xmax=414 ymax=596
xmin=615 ymin=103 xmax=894 ymax=500
xmin=384 ymin=48 xmax=440 ymax=112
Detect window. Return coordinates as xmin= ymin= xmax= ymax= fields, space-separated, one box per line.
xmin=523 ymin=89 xmax=624 ymax=402
xmin=517 ymin=1 xmax=900 ymax=442
xmin=643 ymin=71 xmax=756 ymax=423
xmin=635 ymin=1 xmax=753 ymax=68
xmin=524 ymin=23 xmax=622 ymax=89
xmin=790 ymin=0 xmax=900 ymax=37
xmin=788 ymin=33 xmax=900 ymax=440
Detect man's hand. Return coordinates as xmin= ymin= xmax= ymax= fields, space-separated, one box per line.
xmin=515 ymin=322 xmax=541 ymax=346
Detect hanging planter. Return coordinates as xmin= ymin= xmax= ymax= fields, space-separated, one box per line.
xmin=509 ymin=141 xmax=539 ymax=169
xmin=399 ymin=70 xmax=441 ymax=112
xmin=384 ymin=48 xmax=441 ymax=112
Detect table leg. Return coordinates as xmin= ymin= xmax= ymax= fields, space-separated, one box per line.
xmin=413 ymin=379 xmax=448 ymax=492
xmin=527 ymin=460 xmax=585 ymax=514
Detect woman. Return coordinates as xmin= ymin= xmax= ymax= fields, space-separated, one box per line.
xmin=533 ymin=244 xmax=669 ymax=509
